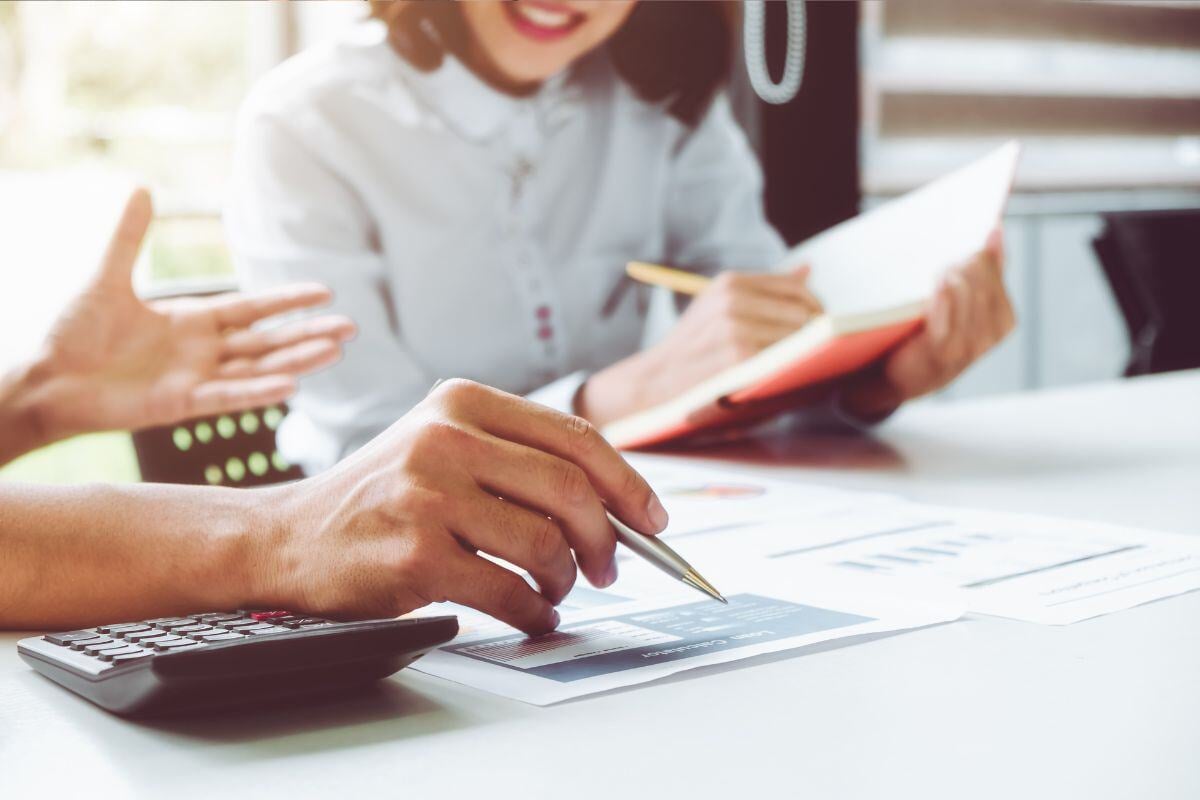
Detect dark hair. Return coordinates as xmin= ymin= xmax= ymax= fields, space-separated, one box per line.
xmin=367 ymin=1 xmax=737 ymax=126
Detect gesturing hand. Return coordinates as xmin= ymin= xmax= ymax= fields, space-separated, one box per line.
xmin=32 ymin=188 xmax=356 ymax=439
xmin=261 ymin=380 xmax=671 ymax=635
xmin=838 ymin=228 xmax=1015 ymax=420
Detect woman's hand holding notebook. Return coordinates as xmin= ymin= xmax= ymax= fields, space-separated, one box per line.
xmin=600 ymin=142 xmax=1022 ymax=449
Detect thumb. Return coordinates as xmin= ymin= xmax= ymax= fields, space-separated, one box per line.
xmin=985 ymin=226 xmax=1005 ymax=270
xmin=92 ymin=187 xmax=153 ymax=292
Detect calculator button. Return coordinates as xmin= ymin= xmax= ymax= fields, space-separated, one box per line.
xmin=97 ymin=623 xmax=148 ymax=635
xmin=198 ymin=613 xmax=242 ymax=624
xmin=296 ymin=619 xmax=328 ymax=627
xmin=84 ymin=641 xmax=127 ymax=655
xmin=124 ymin=630 xmax=168 ymax=643
xmin=144 ymin=617 xmax=190 ymax=626
xmin=144 ymin=635 xmax=183 ymax=646
xmin=43 ymin=631 xmax=102 ymax=646
xmin=196 ymin=632 xmax=244 ymax=643
xmin=219 ymin=619 xmax=260 ymax=629
xmin=109 ymin=651 xmax=154 ymax=664
xmin=247 ymin=626 xmax=287 ymax=636
xmin=108 ymin=624 xmax=153 ymax=638
xmin=96 ymin=646 xmax=146 ymax=661
xmin=70 ymin=637 xmax=112 ymax=651
xmin=170 ymin=624 xmax=213 ymax=635
xmin=249 ymin=610 xmax=291 ymax=621
xmin=153 ymin=640 xmax=205 ymax=651
xmin=160 ymin=620 xmax=204 ymax=630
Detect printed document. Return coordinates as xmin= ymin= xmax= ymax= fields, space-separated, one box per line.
xmin=414 ymin=561 xmax=963 ymax=705
xmin=410 ymin=459 xmax=1199 ymax=703
xmin=709 ymin=502 xmax=1200 ymax=625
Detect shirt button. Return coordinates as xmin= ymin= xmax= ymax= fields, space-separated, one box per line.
xmin=536 ymin=305 xmax=551 ymax=320
xmin=537 ymin=325 xmax=553 ymax=340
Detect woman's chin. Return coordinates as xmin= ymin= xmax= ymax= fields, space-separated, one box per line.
xmin=488 ymin=54 xmax=571 ymax=89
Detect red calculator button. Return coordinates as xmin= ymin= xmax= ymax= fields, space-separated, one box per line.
xmin=250 ymin=611 xmax=291 ymax=621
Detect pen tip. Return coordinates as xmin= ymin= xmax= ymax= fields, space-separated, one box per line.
xmin=683 ymin=570 xmax=727 ymax=605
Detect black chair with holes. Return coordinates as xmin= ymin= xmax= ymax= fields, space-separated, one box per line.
xmin=131 ymin=404 xmax=303 ymax=487
xmin=128 ymin=280 xmax=304 ymax=488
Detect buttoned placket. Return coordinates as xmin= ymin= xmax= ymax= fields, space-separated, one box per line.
xmin=500 ymin=85 xmax=579 ymax=390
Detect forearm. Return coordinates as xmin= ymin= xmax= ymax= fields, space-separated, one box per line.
xmin=576 ymin=348 xmax=668 ymax=427
xmin=0 ymin=481 xmax=279 ymax=630
xmin=0 ymin=360 xmax=56 ymax=466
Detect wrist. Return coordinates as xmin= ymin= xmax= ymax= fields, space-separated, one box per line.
xmin=578 ymin=348 xmax=664 ymax=427
xmin=834 ymin=373 xmax=903 ymax=426
xmin=0 ymin=356 xmax=63 ymax=465
xmin=203 ymin=483 xmax=294 ymax=612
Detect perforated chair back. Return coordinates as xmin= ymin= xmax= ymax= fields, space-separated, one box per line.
xmin=131 ymin=405 xmax=303 ymax=487
xmin=127 ymin=280 xmax=304 ymax=487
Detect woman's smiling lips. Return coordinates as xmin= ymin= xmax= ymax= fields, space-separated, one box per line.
xmin=503 ymin=1 xmax=586 ymax=42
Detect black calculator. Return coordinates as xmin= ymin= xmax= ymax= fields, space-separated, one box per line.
xmin=18 ymin=610 xmax=458 ymax=717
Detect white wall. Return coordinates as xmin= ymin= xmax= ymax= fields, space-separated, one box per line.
xmin=935 ymin=189 xmax=1200 ymax=401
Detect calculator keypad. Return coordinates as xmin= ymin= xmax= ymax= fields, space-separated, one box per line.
xmin=39 ymin=610 xmax=333 ymax=670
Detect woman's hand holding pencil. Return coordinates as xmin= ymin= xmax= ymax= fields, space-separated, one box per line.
xmin=577 ymin=264 xmax=823 ymax=427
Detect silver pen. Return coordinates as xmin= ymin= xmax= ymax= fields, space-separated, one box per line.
xmin=606 ymin=511 xmax=727 ymax=603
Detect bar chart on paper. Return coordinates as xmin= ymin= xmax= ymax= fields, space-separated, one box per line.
xmin=768 ymin=518 xmax=1139 ymax=589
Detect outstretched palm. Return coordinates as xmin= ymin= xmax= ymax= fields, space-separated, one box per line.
xmin=38 ymin=189 xmax=355 ymax=437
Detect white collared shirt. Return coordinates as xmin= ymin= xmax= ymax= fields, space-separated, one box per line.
xmin=226 ymin=23 xmax=786 ymax=473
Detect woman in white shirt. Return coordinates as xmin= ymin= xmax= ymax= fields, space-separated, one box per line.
xmin=227 ymin=0 xmax=1014 ymax=474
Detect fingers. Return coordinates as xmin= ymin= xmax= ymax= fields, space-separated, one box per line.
xmin=753 ymin=266 xmax=824 ymax=313
xmin=210 ymin=283 xmax=334 ymax=329
xmin=986 ymin=226 xmax=1005 ymax=270
xmin=974 ymin=242 xmax=1016 ymax=344
xmin=220 ymin=314 xmax=356 ymax=359
xmin=93 ymin=187 xmax=152 ymax=292
xmin=943 ymin=270 xmax=973 ymax=368
xmin=966 ymin=268 xmax=995 ymax=361
xmin=441 ymin=549 xmax=559 ymax=636
xmin=727 ymin=290 xmax=818 ymax=331
xmin=464 ymin=434 xmax=620 ymax=589
xmin=704 ymin=271 xmax=822 ymax=356
xmin=432 ymin=381 xmax=668 ymax=536
xmin=711 ymin=270 xmax=823 ymax=316
xmin=447 ymin=492 xmax=577 ymax=605
xmin=217 ymin=337 xmax=344 ymax=380
xmin=725 ymin=317 xmax=799 ymax=356
xmin=187 ymin=375 xmax=296 ymax=419
xmin=927 ymin=277 xmax=953 ymax=346
xmin=990 ymin=275 xmax=1017 ymax=341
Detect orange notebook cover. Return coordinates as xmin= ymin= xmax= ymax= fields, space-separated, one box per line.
xmin=603 ymin=309 xmax=924 ymax=449
xmin=601 ymin=142 xmax=1021 ymax=450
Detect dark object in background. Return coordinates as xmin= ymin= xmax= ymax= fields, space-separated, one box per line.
xmin=128 ymin=281 xmax=303 ymax=487
xmin=1092 ymin=210 xmax=1200 ymax=376
xmin=131 ymin=404 xmax=303 ymax=487
xmin=757 ymin=1 xmax=860 ymax=245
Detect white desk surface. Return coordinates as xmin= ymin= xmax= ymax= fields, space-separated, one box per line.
xmin=2 ymin=371 xmax=1198 ymax=799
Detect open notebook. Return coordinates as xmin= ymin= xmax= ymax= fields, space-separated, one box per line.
xmin=603 ymin=141 xmax=1021 ymax=450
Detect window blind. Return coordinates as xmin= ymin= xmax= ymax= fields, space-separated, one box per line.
xmin=861 ymin=0 xmax=1200 ymax=194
